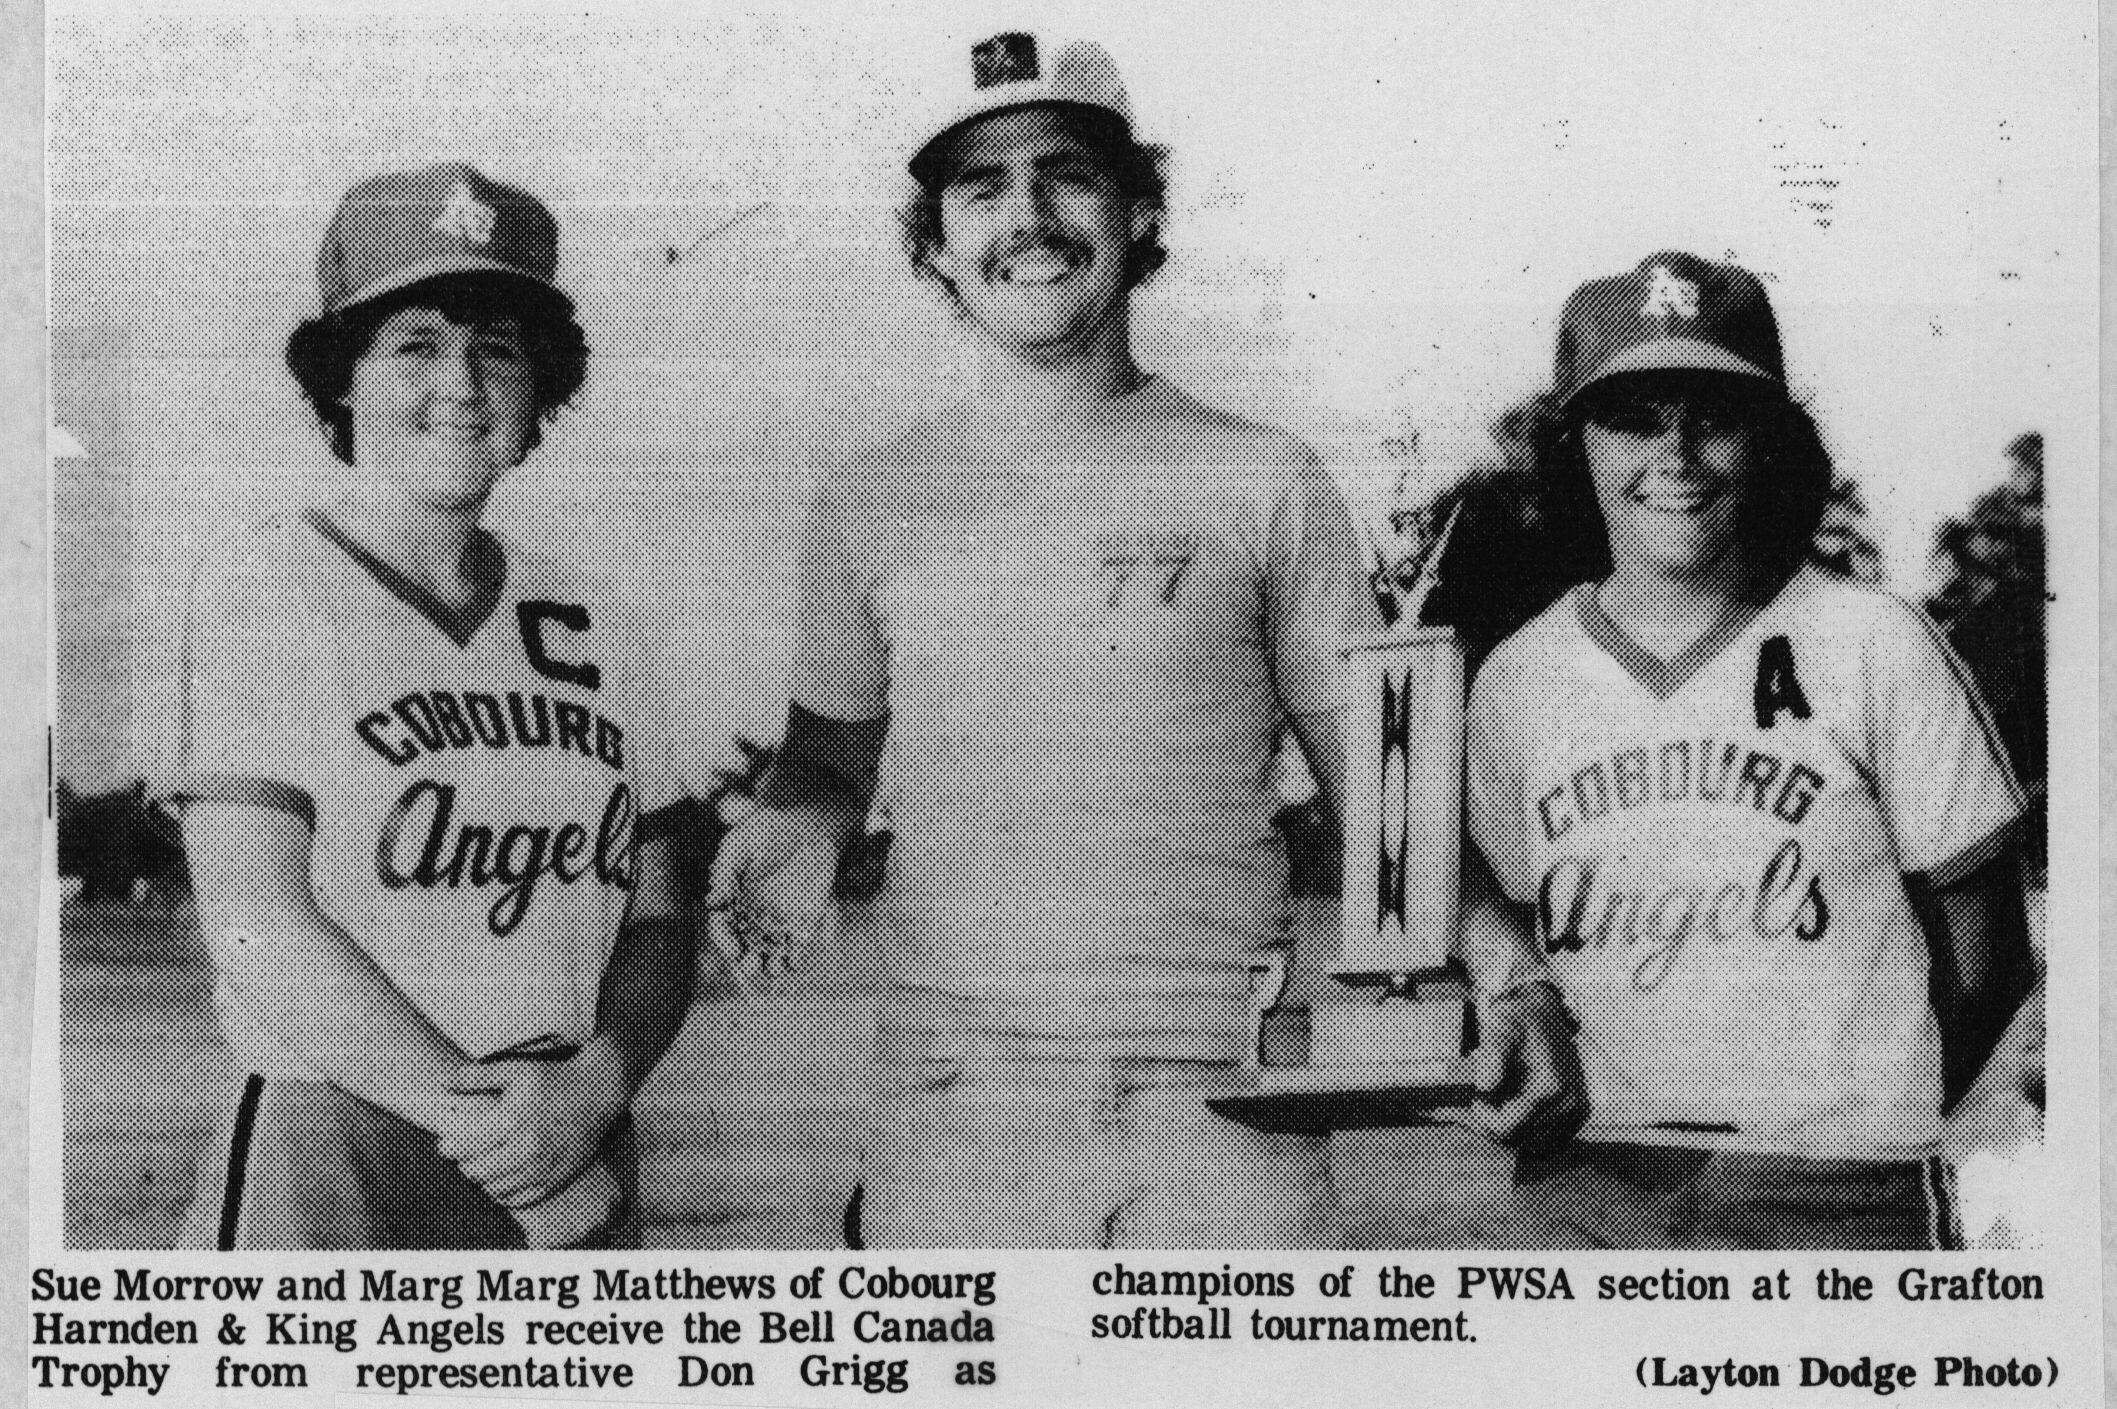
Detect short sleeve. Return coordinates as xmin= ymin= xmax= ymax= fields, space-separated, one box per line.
xmin=1870 ymin=603 xmax=2026 ymax=884
xmin=1264 ymin=456 xmax=1385 ymax=715
xmin=786 ymin=466 xmax=890 ymax=722
xmin=167 ymin=537 xmax=319 ymax=827
xmin=1466 ymin=645 xmax=1533 ymax=903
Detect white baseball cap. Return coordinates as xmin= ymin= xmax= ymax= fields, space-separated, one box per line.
xmin=909 ymin=31 xmax=1134 ymax=183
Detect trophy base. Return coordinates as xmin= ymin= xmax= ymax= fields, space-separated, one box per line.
xmin=1206 ymin=1058 xmax=1474 ymax=1135
xmin=1221 ymin=961 xmax=1473 ymax=1134
xmin=1310 ymin=999 xmax=1464 ymax=1066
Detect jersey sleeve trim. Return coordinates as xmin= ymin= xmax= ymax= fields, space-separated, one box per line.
xmin=170 ymin=775 xmax=318 ymax=830
xmin=1901 ymin=596 xmax=2028 ymax=809
xmin=1860 ymin=584 xmax=2030 ymax=875
xmin=1918 ymin=813 xmax=2019 ymax=889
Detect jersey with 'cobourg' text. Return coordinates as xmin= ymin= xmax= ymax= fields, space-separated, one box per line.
xmin=171 ymin=511 xmax=685 ymax=1077
xmin=1468 ymin=566 xmax=2024 ymax=1154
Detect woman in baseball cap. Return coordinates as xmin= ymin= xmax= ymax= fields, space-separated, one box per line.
xmin=285 ymin=162 xmax=586 ymax=470
xmin=1460 ymin=252 xmax=2039 ymax=1248
xmin=170 ymin=165 xmax=694 ymax=1249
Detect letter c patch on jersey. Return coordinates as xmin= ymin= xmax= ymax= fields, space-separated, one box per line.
xmin=517 ymin=602 xmax=600 ymax=690
xmin=1753 ymin=634 xmax=1811 ymax=729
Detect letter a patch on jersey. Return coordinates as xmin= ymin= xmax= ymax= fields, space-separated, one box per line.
xmin=1753 ymin=634 xmax=1811 ymax=729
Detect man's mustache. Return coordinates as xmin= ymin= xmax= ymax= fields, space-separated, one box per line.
xmin=981 ymin=230 xmax=1093 ymax=280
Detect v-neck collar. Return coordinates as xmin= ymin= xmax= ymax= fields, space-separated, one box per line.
xmin=1575 ymin=580 xmax=1769 ymax=700
xmin=306 ymin=509 xmax=506 ymax=649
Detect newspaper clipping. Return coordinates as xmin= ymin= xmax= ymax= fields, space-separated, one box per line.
xmin=16 ymin=0 xmax=2102 ymax=1404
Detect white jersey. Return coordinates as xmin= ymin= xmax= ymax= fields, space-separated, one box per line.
xmin=791 ymin=378 xmax=1380 ymax=1061
xmin=1468 ymin=566 xmax=2023 ymax=1155
xmin=170 ymin=511 xmax=686 ymax=1077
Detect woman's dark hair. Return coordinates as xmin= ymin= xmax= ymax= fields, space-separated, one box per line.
xmin=285 ymin=275 xmax=588 ymax=464
xmin=898 ymin=105 xmax=1169 ymax=297
xmin=1524 ymin=371 xmax=1835 ymax=590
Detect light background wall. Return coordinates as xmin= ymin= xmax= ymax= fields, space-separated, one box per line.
xmin=47 ymin=0 xmax=2099 ymax=789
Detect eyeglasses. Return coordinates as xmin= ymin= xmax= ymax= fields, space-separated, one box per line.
xmin=1582 ymin=397 xmax=1748 ymax=441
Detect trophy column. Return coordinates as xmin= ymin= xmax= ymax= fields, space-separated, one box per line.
xmin=1211 ymin=627 xmax=1475 ymax=1132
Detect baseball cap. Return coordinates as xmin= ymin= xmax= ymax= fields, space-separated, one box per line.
xmin=315 ymin=162 xmax=568 ymax=319
xmin=909 ymin=31 xmax=1134 ymax=184
xmin=1552 ymin=252 xmax=1784 ymax=407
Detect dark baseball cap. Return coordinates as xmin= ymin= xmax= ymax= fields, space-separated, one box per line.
xmin=316 ymin=162 xmax=568 ymax=319
xmin=1553 ymin=252 xmax=1783 ymax=407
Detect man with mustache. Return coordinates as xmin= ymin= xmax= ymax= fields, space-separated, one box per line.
xmin=712 ymin=32 xmax=1573 ymax=1247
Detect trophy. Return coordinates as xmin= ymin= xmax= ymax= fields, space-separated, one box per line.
xmin=1209 ymin=506 xmax=1476 ymax=1133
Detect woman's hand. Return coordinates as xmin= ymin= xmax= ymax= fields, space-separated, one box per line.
xmin=507 ymin=1161 xmax=627 ymax=1249
xmin=1470 ymin=981 xmax=1591 ymax=1156
xmin=437 ymin=1040 xmax=630 ymax=1207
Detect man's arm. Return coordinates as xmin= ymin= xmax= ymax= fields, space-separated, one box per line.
xmin=1283 ymin=707 xmax=1348 ymax=827
xmin=1278 ymin=709 xmax=1350 ymax=1004
xmin=707 ymin=459 xmax=892 ymax=989
xmin=590 ymin=833 xmax=693 ymax=1091
xmin=706 ymin=705 xmax=884 ymax=989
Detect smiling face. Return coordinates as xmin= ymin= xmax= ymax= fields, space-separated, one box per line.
xmin=343 ymin=306 xmax=538 ymax=514
xmin=1578 ymin=374 xmax=1766 ymax=587
xmin=923 ymin=107 xmax=1150 ymax=355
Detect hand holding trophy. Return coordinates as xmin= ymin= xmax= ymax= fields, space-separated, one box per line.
xmin=1213 ymin=506 xmax=1586 ymax=1145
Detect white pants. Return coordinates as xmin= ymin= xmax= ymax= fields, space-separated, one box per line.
xmin=859 ymin=1052 xmax=1342 ymax=1249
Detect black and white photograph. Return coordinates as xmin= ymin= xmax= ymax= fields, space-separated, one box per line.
xmin=15 ymin=0 xmax=2100 ymax=1399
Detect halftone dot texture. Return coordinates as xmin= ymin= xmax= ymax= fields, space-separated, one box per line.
xmin=1467 ymin=567 xmax=2026 ymax=1250
xmin=1553 ymin=251 xmax=1784 ymax=407
xmin=1509 ymin=1145 xmax=1964 ymax=1250
xmin=909 ymin=32 xmax=1134 ymax=185
xmin=144 ymin=505 xmax=682 ymax=1249
xmin=50 ymin=17 xmax=2042 ymax=1254
xmin=1439 ymin=251 xmax=2032 ymax=1250
xmin=859 ymin=1058 xmax=1340 ymax=1249
xmin=177 ymin=1076 xmax=643 ymax=1250
xmin=316 ymin=163 xmax=566 ymax=318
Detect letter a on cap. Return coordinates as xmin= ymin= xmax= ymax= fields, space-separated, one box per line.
xmin=973 ymin=32 xmax=1039 ymax=88
xmin=1639 ymin=264 xmax=1700 ymax=322
xmin=434 ymin=181 xmax=497 ymax=248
